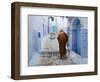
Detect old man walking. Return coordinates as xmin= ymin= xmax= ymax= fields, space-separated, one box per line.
xmin=57 ymin=29 xmax=68 ymax=59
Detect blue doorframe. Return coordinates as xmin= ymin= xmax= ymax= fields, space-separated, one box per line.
xmin=72 ymin=18 xmax=81 ymax=55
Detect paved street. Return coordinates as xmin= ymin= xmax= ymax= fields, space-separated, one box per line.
xmin=28 ymin=50 xmax=87 ymax=66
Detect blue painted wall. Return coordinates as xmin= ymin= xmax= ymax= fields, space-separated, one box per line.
xmin=68 ymin=18 xmax=88 ymax=57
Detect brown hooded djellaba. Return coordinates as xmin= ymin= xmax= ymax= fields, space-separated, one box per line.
xmin=57 ymin=30 xmax=68 ymax=59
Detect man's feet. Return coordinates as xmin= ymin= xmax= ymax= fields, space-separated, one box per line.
xmin=60 ymin=55 xmax=67 ymax=59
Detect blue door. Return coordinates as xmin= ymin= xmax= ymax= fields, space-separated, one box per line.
xmin=72 ymin=29 xmax=77 ymax=53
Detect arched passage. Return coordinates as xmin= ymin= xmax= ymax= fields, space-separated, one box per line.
xmin=72 ymin=18 xmax=81 ymax=55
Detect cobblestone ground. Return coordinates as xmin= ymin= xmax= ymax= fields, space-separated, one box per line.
xmin=28 ymin=50 xmax=87 ymax=66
